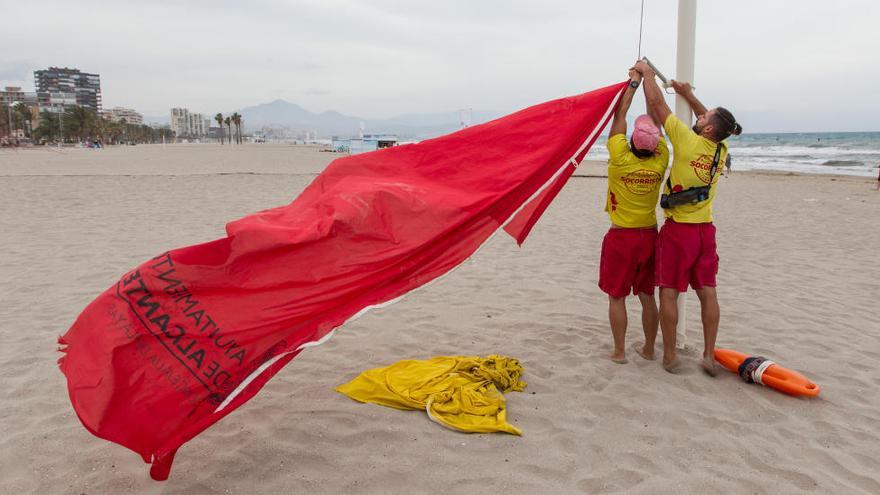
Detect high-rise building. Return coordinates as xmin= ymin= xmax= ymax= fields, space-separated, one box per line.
xmin=34 ymin=67 xmax=102 ymax=112
xmin=170 ymin=107 xmax=189 ymax=136
xmin=170 ymin=108 xmax=187 ymax=136
xmin=170 ymin=107 xmax=207 ymax=137
xmin=188 ymin=112 xmax=205 ymax=136
xmin=103 ymin=107 xmax=144 ymax=125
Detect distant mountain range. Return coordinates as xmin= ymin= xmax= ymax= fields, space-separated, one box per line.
xmin=235 ymin=100 xmax=500 ymax=139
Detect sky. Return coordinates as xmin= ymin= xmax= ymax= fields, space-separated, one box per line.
xmin=2 ymin=0 xmax=879 ymax=132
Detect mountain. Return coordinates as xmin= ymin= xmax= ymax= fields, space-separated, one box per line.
xmin=234 ymin=99 xmax=500 ymax=139
xmin=368 ymin=110 xmax=502 ymax=138
xmin=235 ymin=100 xmax=362 ymax=135
xmin=144 ymin=114 xmax=169 ymax=126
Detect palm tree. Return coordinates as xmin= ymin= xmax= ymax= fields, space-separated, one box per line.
xmin=12 ymin=103 xmax=33 ymax=138
xmin=33 ymin=111 xmax=59 ymax=143
xmin=1 ymin=104 xmax=10 ymax=138
xmin=103 ymin=118 xmax=122 ymax=144
xmin=215 ymin=113 xmax=224 ymax=144
xmin=64 ymin=106 xmax=99 ymax=143
xmin=120 ymin=118 xmax=128 ymax=144
xmin=231 ymin=112 xmax=242 ymax=144
xmin=224 ymin=116 xmax=232 ymax=145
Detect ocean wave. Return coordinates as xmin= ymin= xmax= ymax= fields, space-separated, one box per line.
xmin=734 ymin=153 xmax=815 ymax=160
xmin=729 ymin=145 xmax=880 ymax=156
xmin=732 ymin=160 xmax=875 ymax=177
xmin=731 ymin=132 xmax=880 ymax=151
xmin=821 ymin=160 xmax=863 ymax=167
xmin=586 ymin=133 xmax=879 ymax=177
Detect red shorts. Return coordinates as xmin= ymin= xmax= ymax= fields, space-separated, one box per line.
xmin=655 ymin=219 xmax=719 ymax=292
xmin=599 ymin=227 xmax=657 ymax=298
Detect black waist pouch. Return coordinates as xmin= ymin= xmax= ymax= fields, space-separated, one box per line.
xmin=660 ymin=143 xmax=722 ymax=210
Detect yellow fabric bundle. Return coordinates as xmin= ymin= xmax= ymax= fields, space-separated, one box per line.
xmin=336 ymin=355 xmax=526 ymax=435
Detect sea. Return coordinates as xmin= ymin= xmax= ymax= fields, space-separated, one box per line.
xmin=585 ymin=131 xmax=880 ymax=178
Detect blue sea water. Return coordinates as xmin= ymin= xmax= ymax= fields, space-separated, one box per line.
xmin=587 ymin=131 xmax=880 ymax=177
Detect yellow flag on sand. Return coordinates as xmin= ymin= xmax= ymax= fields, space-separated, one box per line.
xmin=336 ymin=355 xmax=526 ymax=435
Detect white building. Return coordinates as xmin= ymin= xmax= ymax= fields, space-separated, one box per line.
xmin=37 ymin=92 xmax=78 ymax=113
xmin=188 ymin=112 xmax=205 ymax=136
xmin=104 ymin=107 xmax=144 ymax=125
xmin=170 ymin=108 xmax=188 ymax=136
xmin=170 ymin=107 xmax=207 ymax=137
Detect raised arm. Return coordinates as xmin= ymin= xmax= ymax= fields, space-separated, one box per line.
xmin=670 ymin=80 xmax=707 ymax=118
xmin=645 ymin=99 xmax=663 ymax=130
xmin=609 ymin=69 xmax=642 ymax=137
xmin=634 ymin=59 xmax=671 ymax=125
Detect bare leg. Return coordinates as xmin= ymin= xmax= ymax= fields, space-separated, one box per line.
xmin=695 ymin=286 xmax=720 ymax=376
xmin=608 ymin=295 xmax=628 ymax=363
xmin=632 ymin=292 xmax=658 ymax=360
xmin=658 ymin=288 xmax=681 ymax=372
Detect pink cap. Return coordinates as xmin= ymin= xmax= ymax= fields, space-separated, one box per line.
xmin=632 ymin=114 xmax=660 ymax=152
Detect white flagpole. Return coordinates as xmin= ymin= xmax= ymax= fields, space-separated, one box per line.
xmin=674 ymin=0 xmax=697 ymax=349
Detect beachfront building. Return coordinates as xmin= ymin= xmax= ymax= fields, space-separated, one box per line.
xmin=332 ymin=133 xmax=398 ymax=154
xmin=103 ymin=107 xmax=144 ymax=125
xmin=34 ymin=67 xmax=102 ymax=112
xmin=1 ymin=86 xmax=40 ymax=138
xmin=190 ymin=113 xmax=205 ymax=136
xmin=170 ymin=108 xmax=187 ymax=136
xmin=1 ymin=86 xmax=38 ymax=107
xmin=35 ymin=92 xmax=78 ymax=113
xmin=170 ymin=107 xmax=207 ymax=138
xmin=189 ymin=113 xmax=208 ymax=136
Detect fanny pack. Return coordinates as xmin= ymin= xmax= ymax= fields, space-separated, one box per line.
xmin=660 ymin=143 xmax=723 ymax=209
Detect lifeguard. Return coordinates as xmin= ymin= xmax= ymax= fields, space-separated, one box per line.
xmin=635 ymin=59 xmax=742 ymax=375
xmin=599 ymin=68 xmax=669 ymax=363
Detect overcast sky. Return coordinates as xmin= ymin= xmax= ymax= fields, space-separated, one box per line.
xmin=3 ymin=0 xmax=878 ymax=132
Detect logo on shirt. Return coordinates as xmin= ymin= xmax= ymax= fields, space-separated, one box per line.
xmin=621 ymin=169 xmax=662 ymax=195
xmin=690 ymin=154 xmax=716 ymax=184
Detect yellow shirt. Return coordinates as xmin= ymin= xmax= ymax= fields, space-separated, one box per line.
xmin=662 ymin=114 xmax=728 ymax=223
xmin=605 ymin=134 xmax=669 ymax=228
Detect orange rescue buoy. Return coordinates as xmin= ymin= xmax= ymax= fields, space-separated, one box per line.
xmin=714 ymin=348 xmax=820 ymax=397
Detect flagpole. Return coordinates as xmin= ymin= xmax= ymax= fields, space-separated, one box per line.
xmin=674 ymin=0 xmax=697 ymax=349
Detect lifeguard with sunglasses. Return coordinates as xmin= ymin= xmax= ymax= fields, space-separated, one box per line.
xmin=633 ymin=59 xmax=742 ymax=376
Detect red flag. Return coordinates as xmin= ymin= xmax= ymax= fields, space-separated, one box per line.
xmin=58 ymin=82 xmax=626 ymax=479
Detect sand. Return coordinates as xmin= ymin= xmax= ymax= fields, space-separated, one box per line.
xmin=1 ymin=144 xmax=879 ymax=494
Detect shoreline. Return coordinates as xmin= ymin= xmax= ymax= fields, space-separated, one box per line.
xmin=1 ymin=146 xmax=877 ymax=182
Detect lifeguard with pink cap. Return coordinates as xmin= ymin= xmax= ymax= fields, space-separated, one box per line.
xmin=599 ymin=68 xmax=670 ymax=364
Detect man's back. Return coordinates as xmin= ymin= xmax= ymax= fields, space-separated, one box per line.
xmin=605 ymin=134 xmax=669 ymax=228
xmin=662 ymin=114 xmax=728 ymax=224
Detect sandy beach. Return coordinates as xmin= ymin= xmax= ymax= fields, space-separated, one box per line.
xmin=1 ymin=143 xmax=879 ymax=494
